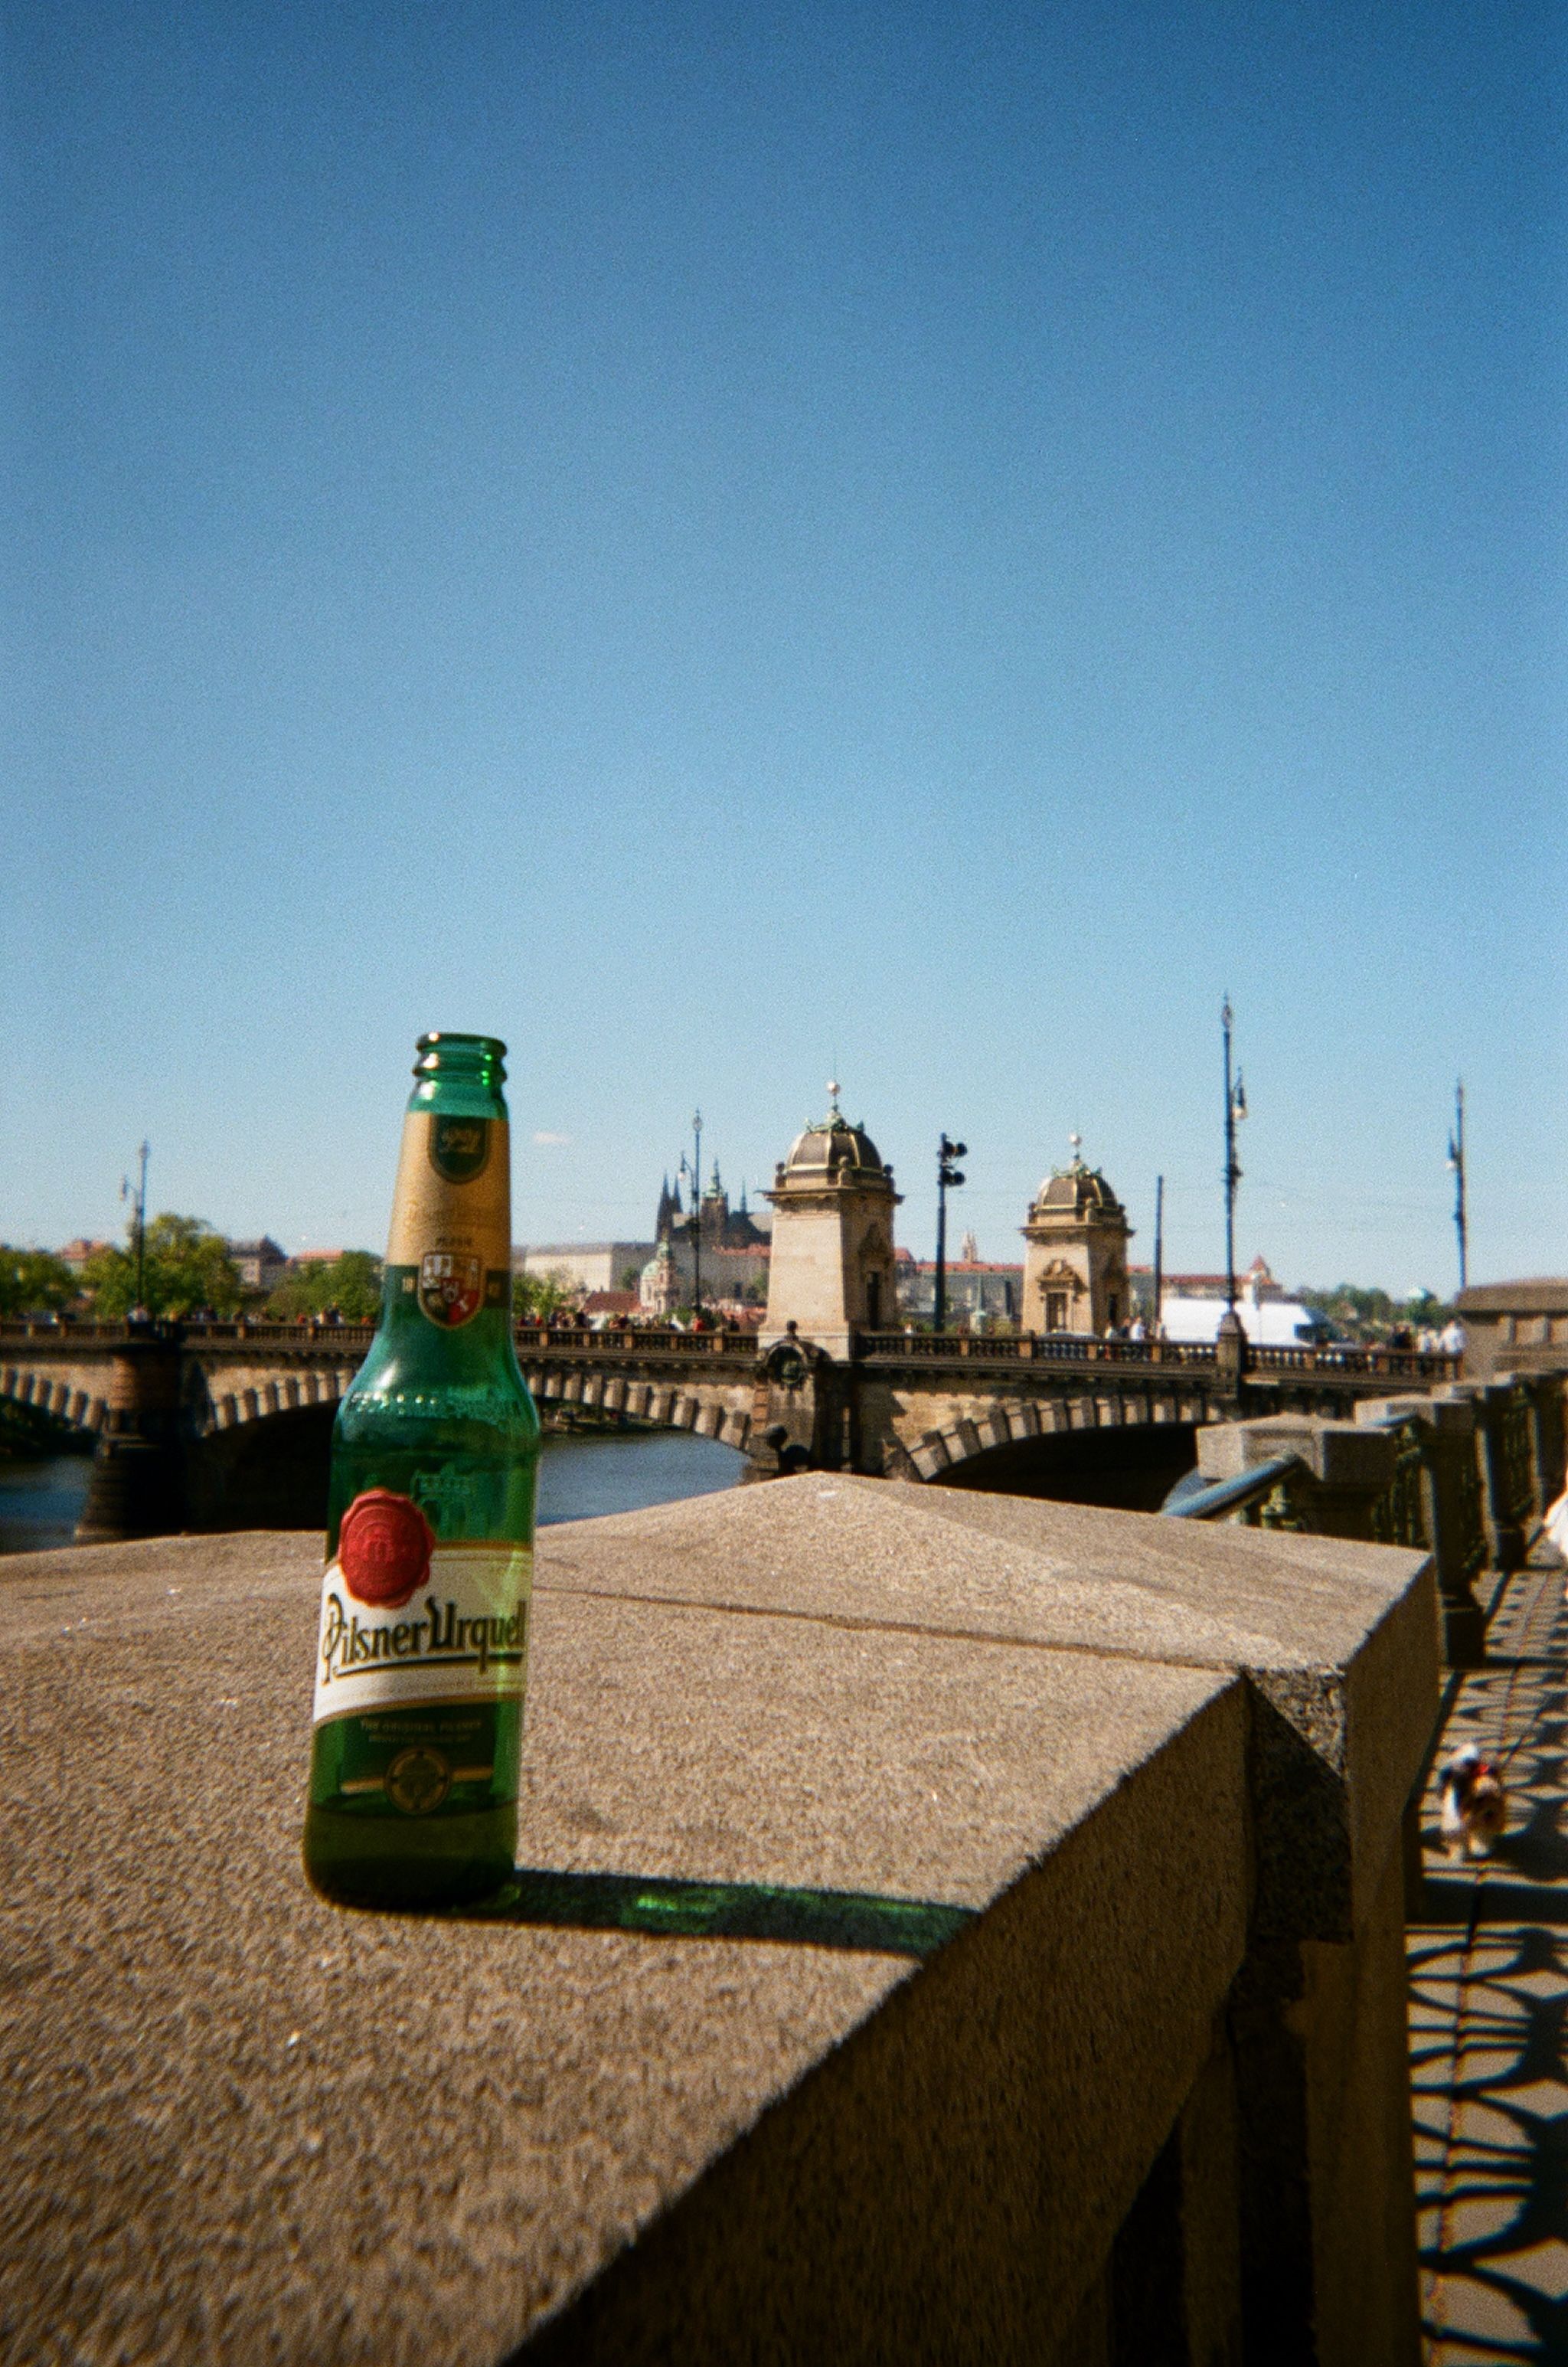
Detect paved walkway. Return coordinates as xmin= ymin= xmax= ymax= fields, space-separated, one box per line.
xmin=1411 ymin=1547 xmax=1568 ymax=2362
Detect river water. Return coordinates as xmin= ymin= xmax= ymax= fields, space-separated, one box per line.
xmin=0 ymin=1430 xmax=743 ymax=1558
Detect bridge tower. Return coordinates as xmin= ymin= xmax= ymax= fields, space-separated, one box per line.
xmin=762 ymin=1092 xmax=902 ymax=1352
xmin=1021 ymin=1143 xmax=1133 ymax=1336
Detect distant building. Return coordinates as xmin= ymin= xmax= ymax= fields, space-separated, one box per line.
xmin=1131 ymin=1256 xmax=1285 ymax=1316
xmin=658 ymin=1167 xmax=770 ymax=1304
xmin=1454 ymin=1280 xmax=1568 ymax=1379
xmin=639 ymin=1241 xmax=679 ymax=1318
xmin=517 ymin=1243 xmax=655 ymax=1298
xmin=896 ymin=1251 xmax=1022 ymax=1325
xmin=56 ymin=1238 xmax=111 ymax=1275
xmin=1155 ymin=1295 xmax=1338 ymax=1349
xmin=657 ymin=1167 xmax=769 ymax=1252
xmin=520 ymin=1164 xmax=774 ymax=1309
xmin=580 ymin=1291 xmax=640 ymax=1321
xmin=229 ymin=1237 xmax=288 ymax=1292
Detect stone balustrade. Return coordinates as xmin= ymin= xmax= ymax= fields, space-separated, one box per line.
xmin=1194 ymin=1371 xmax=1566 ymax=1667
xmin=2 ymin=1477 xmax=1437 ymax=2363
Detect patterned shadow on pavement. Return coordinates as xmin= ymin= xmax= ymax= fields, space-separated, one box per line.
xmin=1411 ymin=1561 xmax=1568 ymax=2364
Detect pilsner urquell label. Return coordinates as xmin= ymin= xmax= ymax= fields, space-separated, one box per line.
xmin=312 ymin=1489 xmax=531 ymax=1814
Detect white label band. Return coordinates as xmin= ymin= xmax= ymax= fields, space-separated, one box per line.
xmin=312 ymin=1541 xmax=532 ymax=1724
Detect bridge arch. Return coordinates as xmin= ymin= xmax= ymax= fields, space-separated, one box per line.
xmin=925 ymin=1421 xmax=1201 ymax=1514
xmin=892 ymin=1381 xmax=1214 ymax=1511
xmin=198 ymin=1362 xmax=358 ymax=1434
xmin=0 ymin=1363 xmax=107 ymax=1434
xmin=523 ymin=1362 xmax=756 ymax=1454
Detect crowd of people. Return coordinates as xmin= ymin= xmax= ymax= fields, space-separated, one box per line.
xmin=516 ymin=1305 xmax=758 ymax=1335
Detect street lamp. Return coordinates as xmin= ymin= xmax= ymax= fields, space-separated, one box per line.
xmin=122 ymin=1140 xmax=150 ymax=1319
xmin=678 ymin=1109 xmax=703 ymax=1315
xmin=934 ymin=1133 xmax=967 ymax=1333
xmin=1447 ymin=1081 xmax=1468 ymax=1294
xmin=1220 ymin=998 xmax=1246 ymax=1314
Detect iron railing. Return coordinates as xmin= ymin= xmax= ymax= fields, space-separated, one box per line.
xmin=854 ymin=1330 xmax=1459 ymax=1381
xmin=1368 ymin=1421 xmax=1432 ymax=1553
xmin=856 ymin=1332 xmax=1217 ymax=1368
xmin=514 ymin=1327 xmax=757 ymax=1359
xmin=1454 ymin=1438 xmax=1488 ymax=1584
xmin=0 ymin=1319 xmax=750 ymax=1358
xmin=1497 ymin=1383 xmax=1539 ymax=1531
xmin=1161 ymin=1454 xmax=1304 ymax=1522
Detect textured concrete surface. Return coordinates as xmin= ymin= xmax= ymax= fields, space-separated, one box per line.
xmin=548 ymin=1473 xmax=1424 ymax=1678
xmin=1410 ymin=1545 xmax=1568 ymax=2362
xmin=0 ymin=1479 xmax=1431 ymax=2365
xmin=548 ymin=1476 xmax=1434 ymax=1940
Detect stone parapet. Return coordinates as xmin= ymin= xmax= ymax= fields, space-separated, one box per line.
xmin=1352 ymin=1393 xmax=1488 ymax=1666
xmin=1197 ymin=1378 xmax=1568 ymax=1670
xmin=1197 ymin=1411 xmax=1397 ymax=1536
xmin=0 ymin=1481 xmax=1433 ymax=2365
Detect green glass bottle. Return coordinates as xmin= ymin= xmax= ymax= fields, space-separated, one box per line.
xmin=302 ymin=1032 xmax=540 ymax=1911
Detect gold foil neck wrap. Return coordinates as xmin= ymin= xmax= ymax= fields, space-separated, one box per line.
xmin=386 ymin=1114 xmax=511 ymax=1271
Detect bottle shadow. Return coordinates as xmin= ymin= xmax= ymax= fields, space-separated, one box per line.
xmin=452 ymin=1865 xmax=977 ymax=1957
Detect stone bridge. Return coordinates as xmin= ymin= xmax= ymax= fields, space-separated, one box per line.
xmin=0 ymin=1318 xmax=1460 ymax=1540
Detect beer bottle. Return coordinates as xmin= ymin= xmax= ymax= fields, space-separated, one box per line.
xmin=303 ymin=1032 xmax=540 ymax=1910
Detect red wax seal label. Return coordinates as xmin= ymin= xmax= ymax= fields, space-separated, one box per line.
xmin=338 ymin=1489 xmax=434 ymax=1610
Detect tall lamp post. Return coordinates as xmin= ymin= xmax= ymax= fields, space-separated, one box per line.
xmin=1447 ymin=1081 xmax=1468 ymax=1294
xmin=122 ymin=1140 xmax=150 ymax=1318
xmin=934 ymin=1133 xmax=966 ymax=1332
xmin=679 ymin=1110 xmax=703 ymax=1315
xmin=1220 ymin=999 xmax=1246 ymax=1313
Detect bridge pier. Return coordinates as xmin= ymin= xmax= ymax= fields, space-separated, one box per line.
xmin=75 ymin=1327 xmax=188 ymax=1545
xmin=742 ymin=1332 xmax=857 ymax=1480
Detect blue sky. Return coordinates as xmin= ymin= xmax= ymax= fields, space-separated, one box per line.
xmin=6 ymin=0 xmax=1563 ymax=1292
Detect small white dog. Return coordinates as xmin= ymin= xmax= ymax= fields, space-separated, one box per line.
xmin=1547 ymin=1487 xmax=1568 ymax=1569
xmin=1439 ymin=1744 xmax=1508 ymax=1862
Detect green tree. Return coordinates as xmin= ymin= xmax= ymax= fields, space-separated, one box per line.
xmin=267 ymin=1251 xmax=383 ymax=1322
xmin=514 ymin=1268 xmax=577 ymax=1321
xmin=1298 ymin=1282 xmax=1454 ymax=1342
xmin=0 ymin=1248 xmax=77 ymax=1318
xmin=82 ymin=1215 xmax=243 ymax=1319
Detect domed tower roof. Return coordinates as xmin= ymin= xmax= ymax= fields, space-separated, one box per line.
xmin=771 ymin=1083 xmax=894 ymax=1194
xmin=1034 ymin=1164 xmax=1126 ymax=1219
xmin=782 ymin=1113 xmax=887 ymax=1180
xmin=1026 ymin=1137 xmax=1129 ymax=1229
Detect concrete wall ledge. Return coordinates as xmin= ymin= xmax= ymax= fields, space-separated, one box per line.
xmin=1352 ymin=1393 xmax=1476 ymax=1443
xmin=1197 ymin=1412 xmax=1397 ymax=1496
xmin=0 ymin=1479 xmax=1434 ymax=2365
